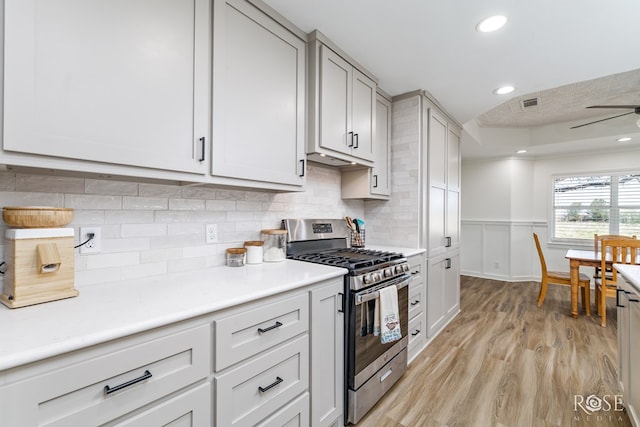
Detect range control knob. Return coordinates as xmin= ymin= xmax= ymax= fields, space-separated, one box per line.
xmin=384 ymin=268 xmax=392 ymax=277
xmin=373 ymin=272 xmax=382 ymax=282
xmin=363 ymin=274 xmax=373 ymax=284
xmin=403 ymin=264 xmax=410 ymax=272
xmin=394 ymin=265 xmax=404 ymax=274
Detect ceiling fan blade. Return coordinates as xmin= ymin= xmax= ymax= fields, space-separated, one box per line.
xmin=570 ymin=111 xmax=635 ymax=129
xmin=586 ymin=105 xmax=640 ymax=109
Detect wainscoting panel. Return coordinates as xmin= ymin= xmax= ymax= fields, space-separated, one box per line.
xmin=462 ymin=220 xmax=546 ymax=281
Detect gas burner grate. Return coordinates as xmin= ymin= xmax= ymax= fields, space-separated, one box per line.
xmin=289 ymin=248 xmax=404 ymax=272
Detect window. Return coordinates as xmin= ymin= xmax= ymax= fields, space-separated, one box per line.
xmin=552 ymin=173 xmax=640 ymax=242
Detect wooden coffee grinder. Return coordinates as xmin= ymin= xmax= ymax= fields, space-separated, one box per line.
xmin=1 ymin=207 xmax=78 ymax=308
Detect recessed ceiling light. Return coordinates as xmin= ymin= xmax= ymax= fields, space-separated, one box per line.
xmin=516 ymin=149 xmax=527 ymax=154
xmin=617 ymin=137 xmax=632 ymax=142
xmin=476 ymin=15 xmax=508 ymax=33
xmin=494 ymin=85 xmax=515 ymax=95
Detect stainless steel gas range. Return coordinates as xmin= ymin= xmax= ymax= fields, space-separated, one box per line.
xmin=283 ymin=218 xmax=410 ymax=425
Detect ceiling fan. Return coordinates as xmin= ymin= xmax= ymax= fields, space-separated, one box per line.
xmin=570 ymin=105 xmax=640 ymax=129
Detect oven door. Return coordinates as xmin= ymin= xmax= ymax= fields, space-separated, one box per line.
xmin=348 ymin=274 xmax=410 ymax=390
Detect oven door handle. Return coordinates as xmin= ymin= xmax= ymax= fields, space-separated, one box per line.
xmin=355 ymin=275 xmax=411 ymax=305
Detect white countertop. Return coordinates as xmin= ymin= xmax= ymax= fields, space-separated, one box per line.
xmin=0 ymin=260 xmax=347 ymax=372
xmin=365 ymin=245 xmax=426 ymax=258
xmin=614 ymin=264 xmax=640 ymax=292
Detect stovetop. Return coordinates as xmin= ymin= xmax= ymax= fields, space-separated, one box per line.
xmin=288 ymin=248 xmax=405 ymax=273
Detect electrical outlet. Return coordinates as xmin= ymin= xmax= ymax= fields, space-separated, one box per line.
xmin=206 ymin=224 xmax=218 ymax=244
xmin=79 ymin=227 xmax=102 ymax=254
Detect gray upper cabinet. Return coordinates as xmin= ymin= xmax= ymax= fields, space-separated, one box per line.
xmin=307 ymin=31 xmax=376 ymax=168
xmin=2 ymin=0 xmax=211 ymax=177
xmin=211 ymin=0 xmax=307 ymax=190
xmin=341 ymin=91 xmax=391 ymax=200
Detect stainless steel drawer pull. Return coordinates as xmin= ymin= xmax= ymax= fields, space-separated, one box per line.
xmin=410 ymin=300 xmax=420 ymax=306
xmin=258 ymin=321 xmax=283 ymax=334
xmin=258 ymin=376 xmax=283 ymax=393
xmin=104 ymin=370 xmax=152 ymax=395
xmin=411 ymin=329 xmax=421 ymax=336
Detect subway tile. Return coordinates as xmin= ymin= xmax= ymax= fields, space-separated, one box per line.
xmin=0 ymin=172 xmax=16 ymax=191
xmin=122 ymin=196 xmax=168 ymax=210
xmin=75 ymin=267 xmax=123 ymax=287
xmin=169 ymin=198 xmax=205 ymax=211
xmin=85 ymin=179 xmax=139 ymax=196
xmin=167 ymin=223 xmax=203 ymax=236
xmin=180 ymin=186 xmax=218 ymax=199
xmin=15 ymin=174 xmax=85 ymax=193
xmin=150 ymin=234 xmax=203 ymax=249
xmin=71 ymin=210 xmax=105 ymax=225
xmin=205 ymin=199 xmax=236 ymax=211
xmin=139 ymin=183 xmax=182 ymax=198
xmin=122 ymin=262 xmax=167 ymax=279
xmin=183 ymin=244 xmax=218 ymax=258
xmin=140 ymin=247 xmax=184 ymax=263
xmin=155 ymin=210 xmax=225 ymax=223
xmin=105 ymin=210 xmax=154 ymax=224
xmin=0 ymin=191 xmax=64 ymax=207
xmin=101 ymin=237 xmax=150 ymax=253
xmin=168 ymin=257 xmax=206 ymax=273
xmin=65 ymin=194 xmax=122 ymax=210
xmin=121 ymin=223 xmax=167 ymax=237
xmin=85 ymin=252 xmax=140 ymax=269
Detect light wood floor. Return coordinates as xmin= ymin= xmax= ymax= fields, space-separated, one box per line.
xmin=357 ymin=276 xmax=632 ymax=427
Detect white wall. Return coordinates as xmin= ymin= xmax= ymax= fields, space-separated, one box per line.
xmin=461 ymin=147 xmax=640 ymax=280
xmin=0 ymin=163 xmax=364 ymax=288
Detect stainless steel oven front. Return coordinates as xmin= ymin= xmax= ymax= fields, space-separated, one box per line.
xmin=346 ymin=273 xmax=410 ymax=424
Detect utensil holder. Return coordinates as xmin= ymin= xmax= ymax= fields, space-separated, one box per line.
xmin=351 ymin=230 xmax=365 ymax=248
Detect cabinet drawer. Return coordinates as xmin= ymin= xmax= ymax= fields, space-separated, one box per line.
xmin=408 ymin=315 xmax=425 ymax=352
xmin=105 ymin=382 xmax=211 ymax=427
xmin=256 ymin=392 xmax=309 ymax=427
xmin=408 ymin=282 xmax=424 ymax=320
xmin=214 ymin=293 xmax=308 ymax=371
xmin=0 ymin=325 xmax=211 ymax=427
xmin=215 ymin=335 xmax=309 ymax=427
xmin=408 ymin=259 xmax=423 ymax=281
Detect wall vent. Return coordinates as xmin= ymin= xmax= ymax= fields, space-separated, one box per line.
xmin=521 ymin=97 xmax=539 ymax=109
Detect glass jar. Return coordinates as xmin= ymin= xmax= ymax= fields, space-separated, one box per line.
xmin=226 ymin=248 xmax=246 ymax=267
xmin=244 ymin=241 xmax=264 ymax=264
xmin=261 ymin=229 xmax=287 ymax=262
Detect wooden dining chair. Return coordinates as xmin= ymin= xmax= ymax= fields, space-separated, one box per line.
xmin=593 ymin=234 xmax=636 ymax=279
xmin=533 ymin=233 xmax=591 ymax=313
xmin=595 ymin=238 xmax=640 ymax=327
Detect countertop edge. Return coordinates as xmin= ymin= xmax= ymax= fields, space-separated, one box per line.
xmin=0 ymin=261 xmax=347 ymax=372
xmin=614 ymin=264 xmax=640 ymax=293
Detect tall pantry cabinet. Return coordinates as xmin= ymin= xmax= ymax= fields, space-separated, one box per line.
xmin=366 ymin=90 xmax=461 ymax=347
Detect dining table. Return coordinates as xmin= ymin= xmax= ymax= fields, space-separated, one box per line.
xmin=564 ymin=249 xmax=610 ymax=318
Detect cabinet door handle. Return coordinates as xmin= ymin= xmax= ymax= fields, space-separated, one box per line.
xmin=348 ymin=131 xmax=354 ymax=147
xmin=445 ymin=236 xmax=452 ymax=247
xmin=299 ymin=159 xmax=305 ymax=177
xmin=258 ymin=376 xmax=283 ymax=393
xmin=445 ymin=258 xmax=452 ymax=269
xmin=410 ymin=300 xmax=420 ymax=306
xmin=373 ymin=174 xmax=378 ymax=188
xmin=258 ymin=321 xmax=283 ymax=334
xmin=617 ymin=288 xmax=625 ymax=307
xmin=353 ymin=133 xmax=359 ymax=148
xmin=104 ymin=370 xmax=152 ymax=395
xmin=338 ymin=292 xmax=344 ymax=313
xmin=411 ymin=329 xmax=421 ymax=336
xmin=199 ymin=137 xmax=206 ymax=162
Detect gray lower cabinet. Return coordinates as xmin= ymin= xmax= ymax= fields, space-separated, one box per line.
xmin=0 ymin=323 xmax=212 ymax=426
xmin=310 ymin=280 xmax=344 ymax=426
xmin=406 ymin=253 xmax=427 ymax=363
xmin=619 ymin=277 xmax=640 ymax=426
xmin=427 ymin=251 xmax=460 ymax=338
xmin=0 ymin=277 xmax=344 ymax=427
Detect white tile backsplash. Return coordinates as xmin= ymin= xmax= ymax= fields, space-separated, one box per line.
xmin=0 ymin=163 xmax=364 ymax=287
